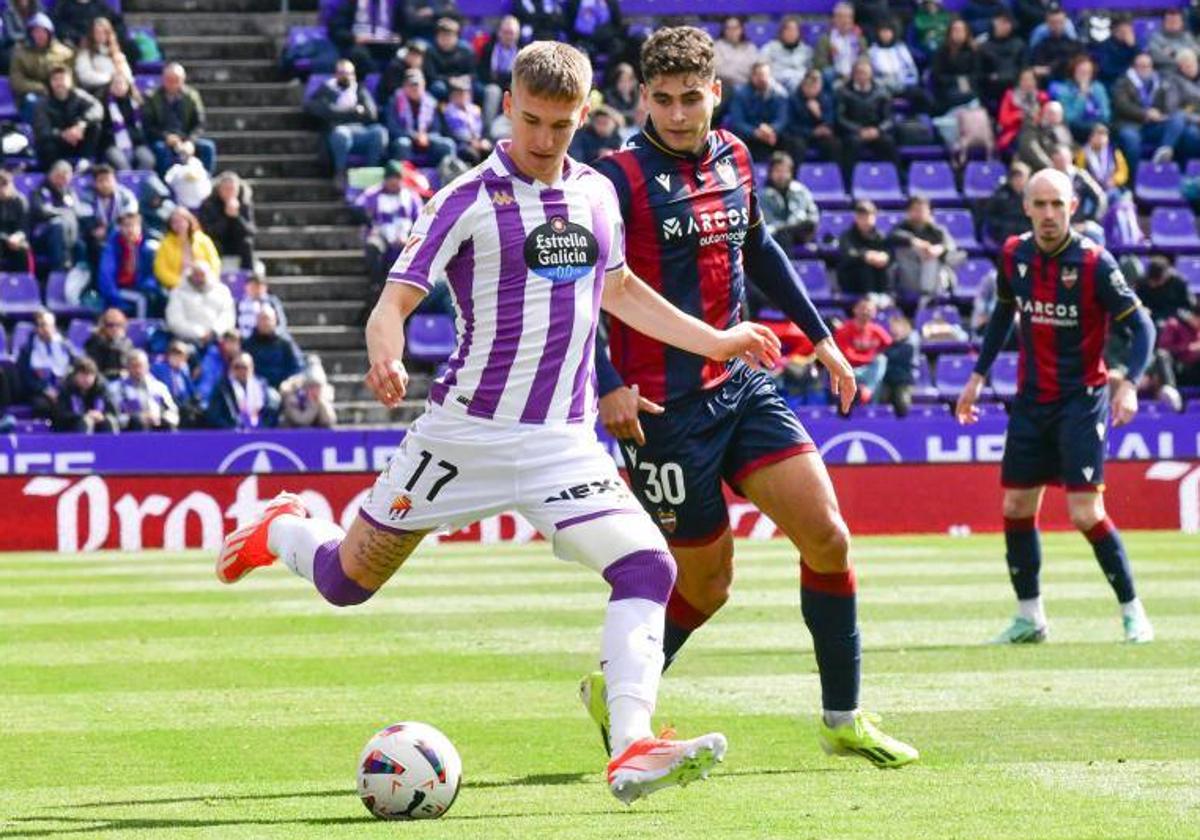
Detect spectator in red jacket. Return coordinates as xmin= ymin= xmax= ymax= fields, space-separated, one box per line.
xmin=997 ymin=67 xmax=1048 ymax=152
xmin=834 ymin=296 xmax=892 ymax=402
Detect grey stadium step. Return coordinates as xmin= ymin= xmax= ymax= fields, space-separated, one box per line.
xmin=208 ymin=108 xmax=313 ymax=133
xmin=126 ymin=12 xmax=314 ymax=38
xmin=258 ymin=225 xmax=362 ymax=251
xmin=269 ymin=275 xmax=370 ymax=301
xmin=183 ymin=60 xmax=284 ymax=85
xmin=219 ymin=154 xmax=324 ymax=179
xmin=289 ymin=325 xmax=365 ymax=350
xmin=156 ymin=35 xmax=275 ymax=62
xmin=247 ymin=178 xmax=342 ymax=204
xmin=256 ymin=202 xmax=360 ymax=227
xmin=284 ymin=300 xmax=364 ymax=327
xmin=126 ymin=0 xmax=317 ymax=12
xmin=190 ymin=82 xmax=304 ymax=108
xmin=260 ymin=249 xmax=365 ymax=276
xmin=207 ymin=130 xmax=323 ymax=157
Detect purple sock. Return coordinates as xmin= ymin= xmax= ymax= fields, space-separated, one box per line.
xmin=602 ymin=550 xmax=676 ymax=604
xmin=313 ymin=540 xmax=375 ymax=607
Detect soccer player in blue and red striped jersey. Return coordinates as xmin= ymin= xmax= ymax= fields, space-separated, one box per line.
xmin=957 ymin=168 xmax=1157 ymax=645
xmin=578 ymin=26 xmax=919 ymax=769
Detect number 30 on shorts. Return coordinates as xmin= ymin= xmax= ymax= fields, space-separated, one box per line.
xmin=638 ymin=461 xmax=686 ymax=505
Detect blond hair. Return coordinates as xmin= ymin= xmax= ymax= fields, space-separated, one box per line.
xmin=511 ymin=41 xmax=592 ymax=104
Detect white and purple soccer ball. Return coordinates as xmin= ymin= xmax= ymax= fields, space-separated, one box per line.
xmin=357 ymin=721 xmax=463 ymax=820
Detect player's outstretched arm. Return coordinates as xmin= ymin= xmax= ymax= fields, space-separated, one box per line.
xmin=601 ymin=267 xmax=781 ymax=368
xmin=364 ymin=282 xmax=426 ymax=408
xmin=957 ymin=298 xmax=1017 ymax=425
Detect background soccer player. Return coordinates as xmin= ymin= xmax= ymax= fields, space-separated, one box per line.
xmin=585 ymin=26 xmax=918 ymax=768
xmin=956 ymin=169 xmax=1156 ymax=644
xmin=217 ymin=41 xmax=784 ymax=804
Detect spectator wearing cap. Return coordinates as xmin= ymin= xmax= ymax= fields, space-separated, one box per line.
xmin=205 ymin=352 xmax=279 ymax=430
xmin=442 ymin=78 xmax=492 ymax=164
xmin=0 ymin=171 xmax=32 ymax=274
xmin=144 ymin=63 xmax=217 ymax=176
xmin=327 ymin=0 xmax=403 ymax=78
xmin=1029 ymin=5 xmax=1084 ymax=82
xmin=423 ymin=17 xmax=478 ymax=100
xmin=79 ymin=163 xmax=137 ymax=273
xmin=515 ymin=0 xmax=566 ymax=42
xmin=760 ymin=151 xmax=818 ymax=254
xmin=480 ymin=15 xmax=521 ymax=128
xmin=983 ymin=161 xmax=1032 ymax=246
xmin=52 ymin=355 xmax=117 ymax=433
xmin=244 ymin=307 xmax=303 ymax=389
xmin=836 ymin=200 xmax=890 ymax=297
xmin=727 ymin=61 xmax=794 ymax=163
xmin=1017 ymin=100 xmax=1071 ymax=171
xmin=1095 ymin=15 xmax=1139 ymax=86
xmin=198 ymin=172 xmax=257 ymax=270
xmin=97 ymin=210 xmax=161 ymax=318
xmin=402 ymin=0 xmax=460 ymax=43
xmin=569 ymin=105 xmax=623 ymax=164
xmin=761 ymin=16 xmax=811 ymax=94
xmin=279 ymin=361 xmax=337 ymax=428
xmin=868 ymin=19 xmax=929 ymax=113
xmin=18 ymin=309 xmax=78 ymax=418
xmin=155 ymin=206 xmax=220 ymax=294
xmin=150 ymin=340 xmax=202 ymax=427
xmin=32 ymin=65 xmax=102 ymax=169
xmin=108 ymin=348 xmax=178 ymax=431
xmin=306 ymin=59 xmax=388 ymax=187
xmin=715 ymin=16 xmax=762 ymax=93
xmin=1113 ymin=52 xmax=1190 ymax=166
xmin=813 ymin=4 xmax=864 ymax=82
xmin=100 ymin=72 xmax=156 ymax=172
xmin=789 ymin=69 xmax=838 ymax=163
xmin=1150 ymin=8 xmax=1200 ymax=74
xmin=1051 ymin=55 xmax=1110 ymax=144
xmin=1140 ymin=256 xmax=1197 ymax=326
xmin=386 ymin=68 xmax=455 ymax=166
xmin=378 ymin=41 xmax=427 ymax=113
xmin=834 ymin=296 xmax=891 ymax=403
xmin=236 ymin=272 xmax=289 ymax=339
xmin=0 ymin=0 xmax=42 ymax=72
xmin=979 ymin=12 xmax=1027 ymax=110
xmin=9 ymin=12 xmax=74 ymax=103
xmin=354 ymin=159 xmax=424 ymax=307
xmin=835 ymin=59 xmax=898 ymax=179
xmin=30 ymin=160 xmax=81 ymax=276
xmin=83 ymin=306 xmax=133 ymax=380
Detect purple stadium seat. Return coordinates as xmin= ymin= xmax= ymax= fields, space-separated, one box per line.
xmin=935 ymin=208 xmax=981 ymax=251
xmin=907 ymin=160 xmax=960 ymax=205
xmin=1134 ymin=161 xmax=1186 ymax=206
xmin=363 ymin=73 xmax=380 ymax=99
xmin=45 ymin=271 xmax=92 ymax=320
xmin=318 ymin=0 xmax=345 ymax=24
xmin=14 ymin=172 xmax=44 ymax=197
xmin=801 ymin=21 xmax=828 ymax=46
xmin=852 ymin=162 xmax=905 ymax=206
xmin=990 ymin=352 xmax=1020 ymax=400
xmin=304 ymin=74 xmax=331 ymax=102
xmin=134 ymin=74 xmax=158 ymax=95
xmin=67 ymin=318 xmax=93 ymax=351
xmin=1186 ymin=159 xmax=1200 ymax=180
xmin=792 ymin=259 xmax=833 ymax=303
xmin=875 ymin=209 xmax=904 ymax=234
xmin=1150 ymin=207 xmax=1200 ymax=251
xmin=222 ymin=270 xmax=249 ymax=300
xmin=125 ymin=319 xmax=157 ymax=349
xmin=916 ymin=304 xmax=967 ymax=349
xmin=697 ymin=21 xmax=722 ymax=38
xmin=129 ymin=26 xmax=163 ymax=73
xmin=955 ymin=257 xmax=995 ymax=301
xmin=0 ymin=78 xmax=16 ymax=122
xmin=286 ymin=26 xmax=329 ymax=76
xmin=458 ymin=0 xmax=512 ymax=13
xmin=0 ymin=324 xmax=6 ymax=358
xmin=1133 ymin=17 xmax=1161 ymax=45
xmin=815 ymin=210 xmax=854 ymax=255
xmin=0 ymin=273 xmax=42 ymax=318
xmin=406 ymin=314 xmax=456 ymax=363
xmin=116 ymin=170 xmax=153 ymax=195
xmin=745 ymin=20 xmax=774 ymax=46
xmin=753 ymin=162 xmax=768 ymax=186
xmin=962 ymin=160 xmax=1005 ymax=202
xmin=934 ymin=354 xmax=975 ymax=400
xmin=912 ymin=355 xmax=938 ymax=403
xmin=897 ymin=114 xmax=947 ymax=161
xmin=10 ymin=320 xmax=34 ymax=355
xmin=798 ymin=163 xmax=850 ymax=207
xmin=1174 ymin=255 xmax=1200 ymax=292
xmin=858 ymin=403 xmax=896 ymax=419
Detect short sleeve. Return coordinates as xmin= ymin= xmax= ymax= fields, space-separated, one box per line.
xmin=387 ymin=180 xmax=480 ymax=293
xmin=603 ymin=178 xmax=625 ymax=274
xmin=1095 ymin=249 xmax=1141 ymax=322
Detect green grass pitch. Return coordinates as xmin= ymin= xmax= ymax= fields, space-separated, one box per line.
xmin=2 ymin=532 xmax=1198 ymax=839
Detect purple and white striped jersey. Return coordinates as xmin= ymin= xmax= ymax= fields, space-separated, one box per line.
xmin=388 ymin=141 xmax=625 ymax=426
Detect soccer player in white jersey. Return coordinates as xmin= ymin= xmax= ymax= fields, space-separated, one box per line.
xmin=217 ymin=42 xmax=783 ymax=805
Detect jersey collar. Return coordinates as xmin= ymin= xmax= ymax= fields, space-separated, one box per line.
xmin=493 ymin=140 xmax=572 ymax=189
xmin=1035 ymin=231 xmax=1075 ymax=259
xmin=642 ymin=119 xmax=714 ymax=162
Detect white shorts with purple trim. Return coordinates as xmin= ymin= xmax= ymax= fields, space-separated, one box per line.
xmin=358 ymin=408 xmax=651 ymax=542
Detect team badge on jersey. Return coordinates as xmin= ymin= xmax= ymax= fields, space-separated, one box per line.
xmin=524 ymin=215 xmax=598 ymax=283
xmin=1017 ymin=262 xmax=1028 ymax=278
xmin=714 ymin=157 xmax=737 ymax=187
xmin=1061 ymin=266 xmax=1078 ymax=289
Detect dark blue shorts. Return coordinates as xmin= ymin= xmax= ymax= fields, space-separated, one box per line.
xmin=1001 ymin=387 xmax=1110 ymax=492
xmin=617 ymin=364 xmax=816 ymax=545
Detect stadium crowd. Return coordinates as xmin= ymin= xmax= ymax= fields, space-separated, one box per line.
xmin=0 ymin=1 xmax=334 ymax=432
xmin=5 ymin=0 xmax=1200 ymax=432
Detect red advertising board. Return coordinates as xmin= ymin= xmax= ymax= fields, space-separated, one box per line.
xmin=4 ymin=461 xmax=1198 ymax=553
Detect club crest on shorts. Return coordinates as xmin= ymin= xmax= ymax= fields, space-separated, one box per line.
xmin=656 ymin=508 xmax=677 ymax=534
xmin=388 ymin=494 xmax=413 ymax=520
xmin=1061 ymin=266 xmax=1078 ymax=289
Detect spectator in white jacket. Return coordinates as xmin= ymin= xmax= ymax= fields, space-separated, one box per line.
xmin=165 ymin=259 xmax=235 ymax=346
xmin=761 ymin=16 xmax=812 ymax=94
xmin=868 ymin=18 xmax=932 ymax=112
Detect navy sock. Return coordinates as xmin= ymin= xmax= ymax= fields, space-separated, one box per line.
xmin=800 ymin=563 xmax=861 ymax=712
xmin=662 ymin=588 xmax=709 ymax=672
xmin=1004 ymin=516 xmax=1042 ymax=600
xmin=1085 ymin=518 xmax=1137 ymax=603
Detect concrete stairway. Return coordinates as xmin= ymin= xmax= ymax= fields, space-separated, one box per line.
xmin=126 ymin=0 xmax=424 ymax=424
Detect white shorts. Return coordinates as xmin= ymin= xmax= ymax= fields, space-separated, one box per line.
xmin=358 ymin=409 xmax=648 ymax=541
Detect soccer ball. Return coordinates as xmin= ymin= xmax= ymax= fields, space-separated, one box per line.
xmin=357 ymin=721 xmax=463 ymax=820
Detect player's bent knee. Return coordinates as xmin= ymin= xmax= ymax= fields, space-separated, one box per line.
xmin=551 ymin=511 xmax=670 ymax=574
xmin=799 ymin=514 xmax=851 ymax=574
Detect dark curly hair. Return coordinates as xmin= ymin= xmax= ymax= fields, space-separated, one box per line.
xmin=640 ymin=26 xmax=716 ymax=83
